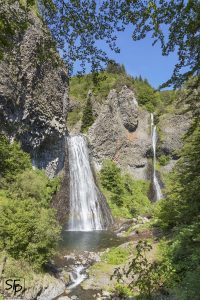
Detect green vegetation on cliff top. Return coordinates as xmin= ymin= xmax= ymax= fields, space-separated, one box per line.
xmin=68 ymin=62 xmax=177 ymax=130
xmin=69 ymin=65 xmax=164 ymax=112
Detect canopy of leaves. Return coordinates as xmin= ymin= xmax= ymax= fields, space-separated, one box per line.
xmin=1 ymin=1 xmax=199 ymax=86
xmin=40 ymin=0 xmax=200 ymax=85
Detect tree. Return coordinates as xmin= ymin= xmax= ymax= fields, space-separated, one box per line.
xmin=106 ymin=60 xmax=126 ymax=74
xmin=81 ymin=92 xmax=95 ymax=132
xmin=112 ymin=240 xmax=173 ymax=299
xmin=1 ymin=1 xmax=199 ymax=86
xmin=0 ymin=135 xmax=31 ymax=181
xmin=157 ymin=117 xmax=200 ymax=229
xmin=0 ymin=199 xmax=61 ymax=269
xmin=119 ymin=0 xmax=200 ymax=88
xmin=40 ymin=0 xmax=200 ymax=86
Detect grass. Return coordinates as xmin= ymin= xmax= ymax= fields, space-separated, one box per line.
xmin=101 ymin=245 xmax=131 ymax=265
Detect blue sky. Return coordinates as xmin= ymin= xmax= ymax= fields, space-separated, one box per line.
xmin=73 ymin=25 xmax=178 ymax=90
xmin=106 ymin=26 xmax=178 ymax=89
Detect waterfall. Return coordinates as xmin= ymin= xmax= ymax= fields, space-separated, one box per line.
xmin=67 ymin=135 xmax=110 ymax=231
xmin=151 ymin=113 xmax=163 ymax=201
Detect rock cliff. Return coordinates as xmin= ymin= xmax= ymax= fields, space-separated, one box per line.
xmin=88 ymin=86 xmax=152 ymax=180
xmin=158 ymin=111 xmax=192 ymax=157
xmin=0 ymin=2 xmax=68 ymax=177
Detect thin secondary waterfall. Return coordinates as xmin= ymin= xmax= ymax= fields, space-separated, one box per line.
xmin=151 ymin=113 xmax=163 ymax=201
xmin=67 ymin=135 xmax=105 ymax=231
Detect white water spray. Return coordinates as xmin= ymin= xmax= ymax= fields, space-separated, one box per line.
xmin=67 ymin=135 xmax=105 ymax=231
xmin=151 ymin=113 xmax=163 ymax=201
xmin=67 ymin=265 xmax=87 ymax=289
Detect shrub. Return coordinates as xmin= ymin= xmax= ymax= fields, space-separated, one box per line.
xmin=112 ymin=240 xmax=174 ymax=299
xmin=0 ymin=135 xmax=31 ymax=180
xmin=0 ymin=199 xmax=61 ymax=269
xmin=158 ymin=154 xmax=171 ymax=166
xmin=99 ymin=160 xmax=151 ymax=218
xmin=9 ymin=169 xmax=60 ymax=206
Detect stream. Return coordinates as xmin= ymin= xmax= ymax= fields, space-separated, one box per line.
xmin=54 ymin=230 xmax=127 ymax=300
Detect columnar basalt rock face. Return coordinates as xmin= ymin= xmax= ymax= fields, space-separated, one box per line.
xmin=158 ymin=111 xmax=192 ymax=157
xmin=0 ymin=2 xmax=68 ymax=177
xmin=88 ymin=86 xmax=152 ymax=179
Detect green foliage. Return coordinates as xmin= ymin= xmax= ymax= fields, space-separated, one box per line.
xmin=70 ymin=72 xmax=120 ymax=103
xmin=0 ymin=135 xmax=31 ymax=181
xmin=157 ymin=154 xmax=171 ymax=166
xmin=157 ymin=119 xmax=200 ymax=229
xmin=134 ymin=80 xmax=162 ymax=112
xmin=0 ymin=199 xmax=61 ymax=269
xmin=100 ymin=160 xmax=124 ymax=207
xmin=112 ymin=240 xmax=174 ymax=299
xmin=81 ymin=94 xmax=95 ymax=133
xmin=155 ymin=115 xmax=200 ymax=298
xmin=100 ymin=160 xmax=151 ymax=218
xmin=0 ymin=136 xmax=61 ymax=270
xmin=106 ymin=61 xmax=126 ymax=75
xmin=9 ymin=169 xmax=60 ymax=206
xmin=70 ymin=71 xmax=165 ymax=115
xmin=113 ymin=283 xmax=133 ymax=298
xmin=102 ymin=246 xmax=130 ymax=265
xmin=174 ymin=266 xmax=200 ymax=300
xmin=67 ymin=107 xmax=82 ymax=128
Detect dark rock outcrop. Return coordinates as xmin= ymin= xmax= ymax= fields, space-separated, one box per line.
xmin=52 ymin=138 xmax=70 ymax=225
xmin=0 ymin=2 xmax=68 ymax=177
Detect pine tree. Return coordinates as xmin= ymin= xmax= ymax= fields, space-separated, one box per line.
xmin=81 ymin=93 xmax=94 ymax=132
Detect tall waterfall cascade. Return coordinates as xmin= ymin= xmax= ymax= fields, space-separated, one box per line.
xmin=151 ymin=113 xmax=163 ymax=201
xmin=67 ymin=135 xmax=108 ymax=231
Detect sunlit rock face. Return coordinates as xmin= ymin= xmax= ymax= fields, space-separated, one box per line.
xmin=0 ymin=2 xmax=68 ymax=177
xmin=88 ymin=86 xmax=152 ymax=180
xmin=159 ymin=112 xmax=192 ymax=158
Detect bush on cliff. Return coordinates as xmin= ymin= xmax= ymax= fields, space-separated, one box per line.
xmin=100 ymin=160 xmax=151 ymax=218
xmin=69 ymin=68 xmax=169 ymax=114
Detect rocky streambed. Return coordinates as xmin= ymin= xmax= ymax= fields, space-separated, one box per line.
xmin=20 ymin=217 xmax=151 ymax=300
xmin=49 ymin=216 xmax=151 ymax=300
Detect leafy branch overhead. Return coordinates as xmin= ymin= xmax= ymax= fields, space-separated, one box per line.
xmin=40 ymin=0 xmax=200 ymax=86
xmin=1 ymin=0 xmax=199 ymax=86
